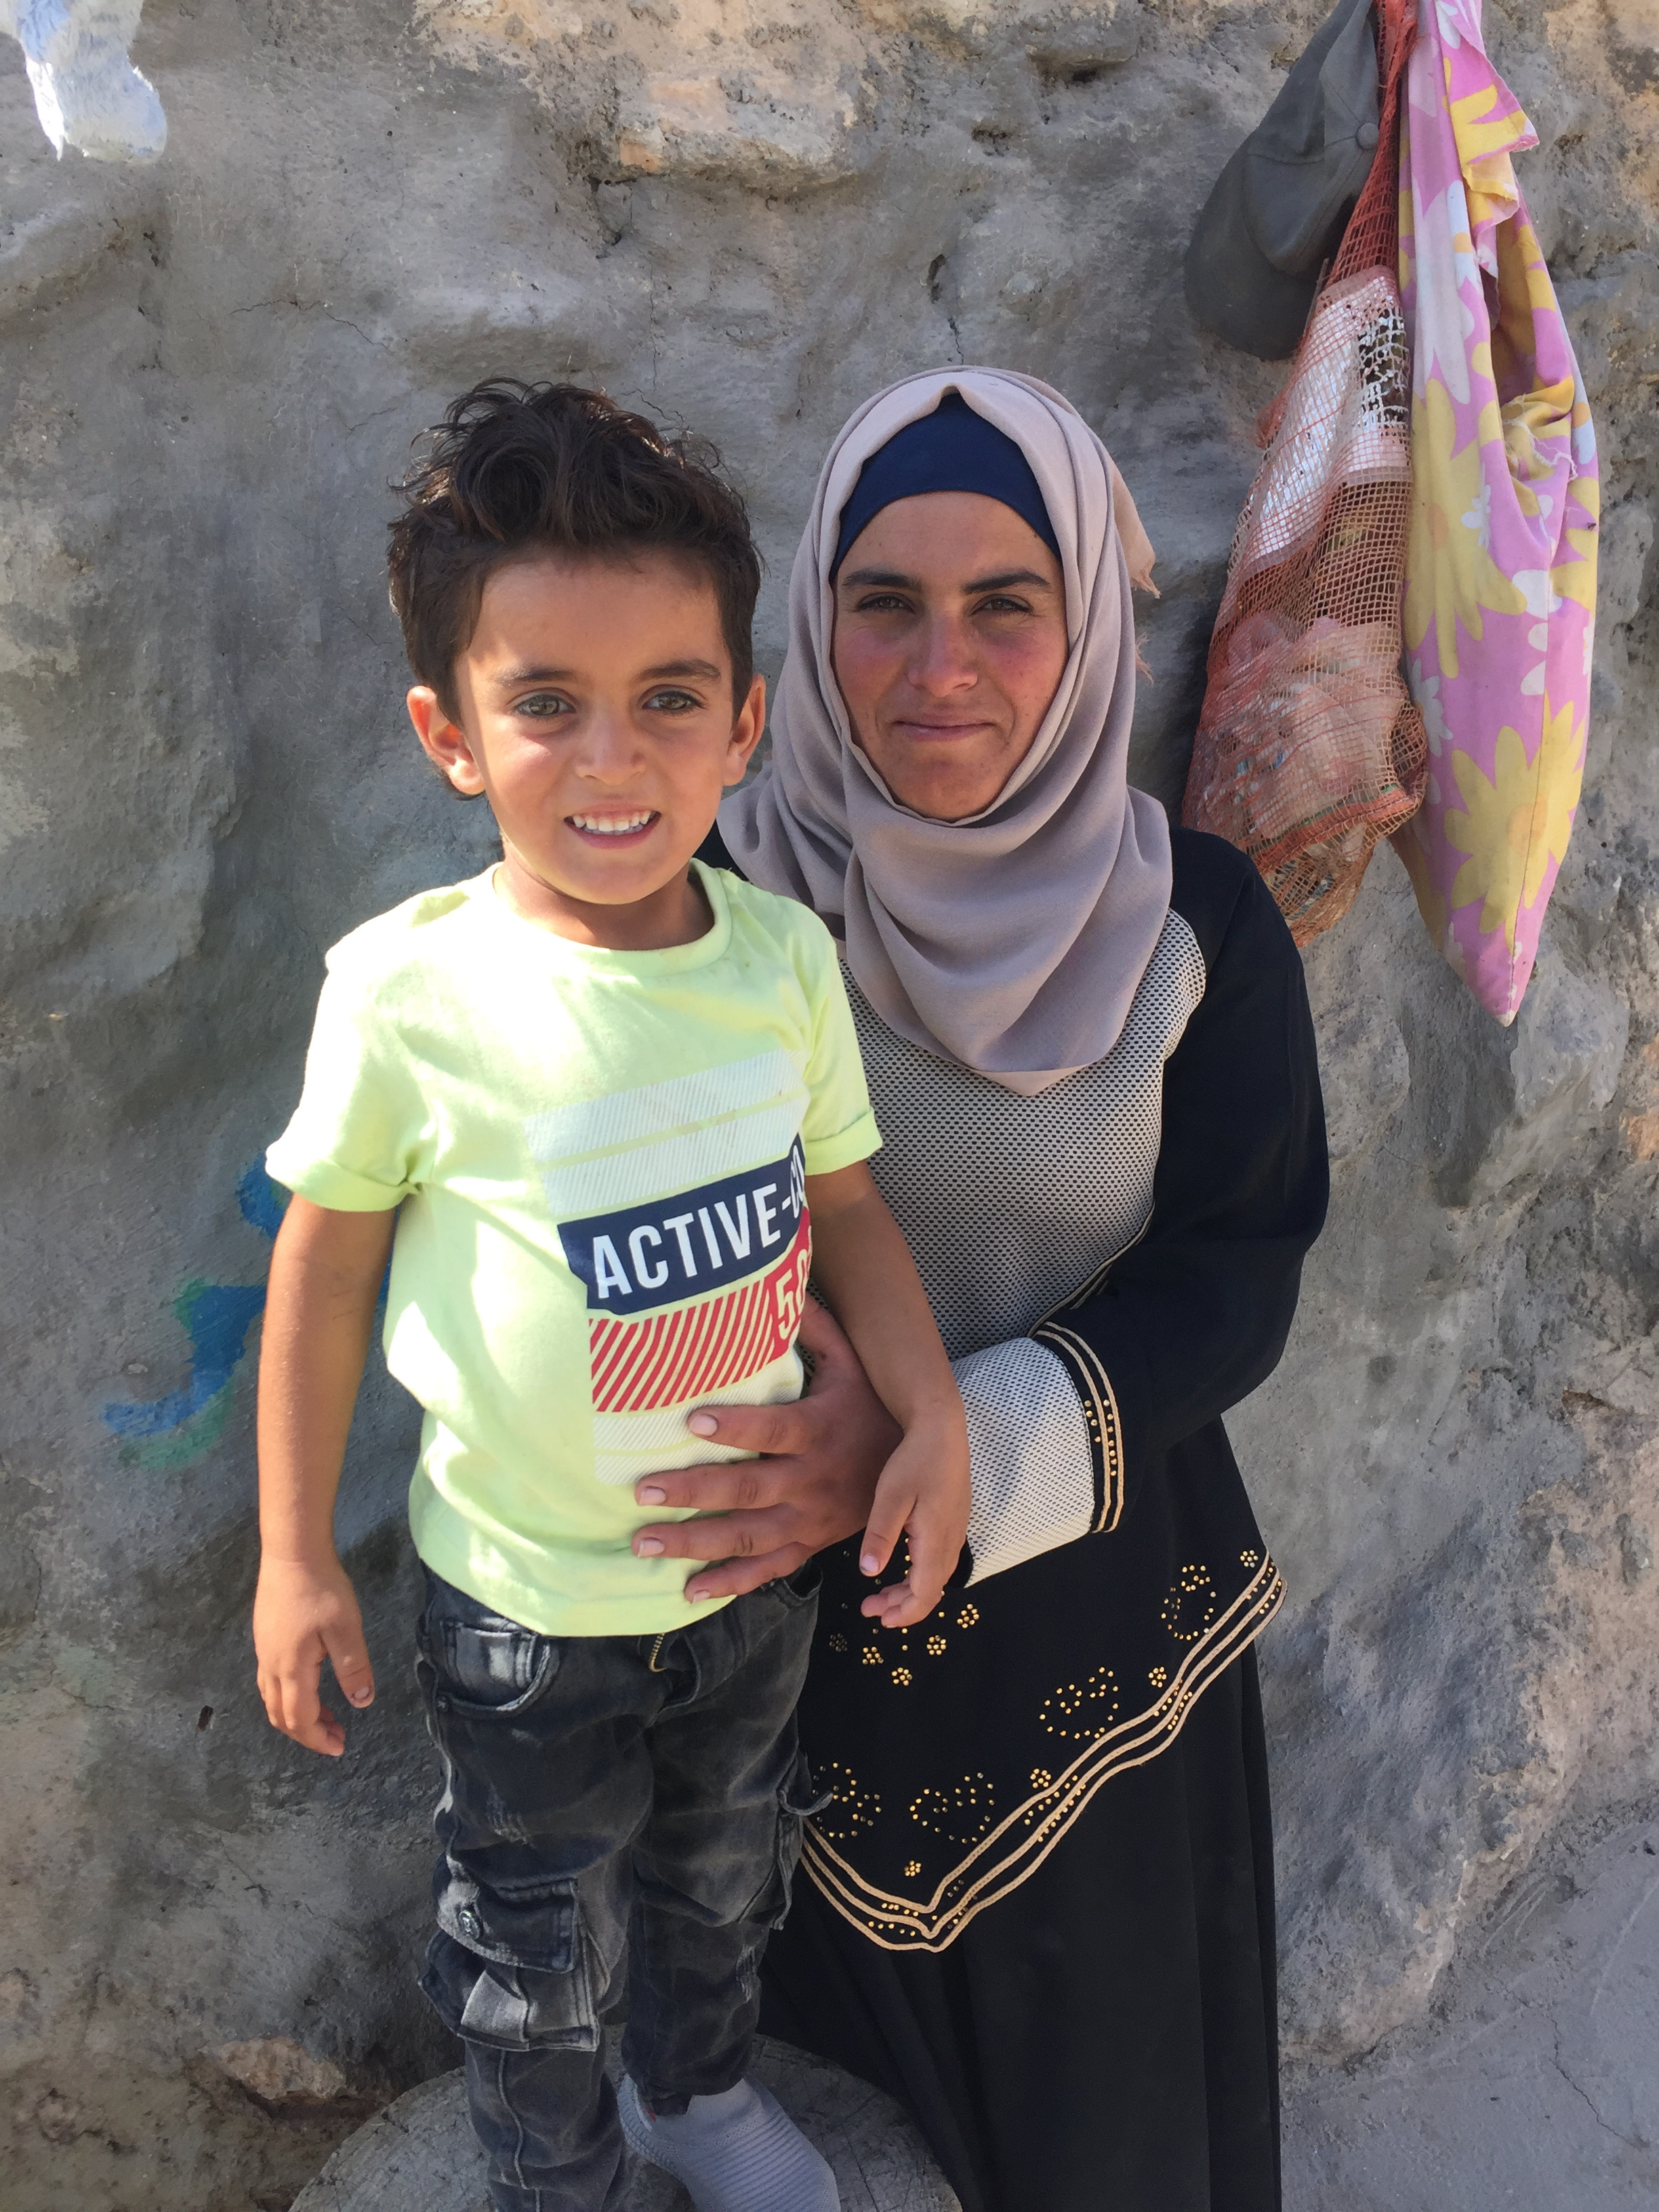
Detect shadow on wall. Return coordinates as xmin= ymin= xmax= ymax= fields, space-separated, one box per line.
xmin=100 ymin=1162 xmax=288 ymax=1471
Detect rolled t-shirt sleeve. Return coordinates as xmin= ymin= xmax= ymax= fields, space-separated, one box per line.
xmin=796 ymin=924 xmax=880 ymax=1179
xmin=265 ymin=955 xmax=428 ymax=1212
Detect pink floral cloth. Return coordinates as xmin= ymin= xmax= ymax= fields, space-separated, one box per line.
xmin=1391 ymin=0 xmax=1599 ymax=1023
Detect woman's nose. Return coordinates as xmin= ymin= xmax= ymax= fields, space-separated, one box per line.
xmin=907 ymin=615 xmax=978 ymax=695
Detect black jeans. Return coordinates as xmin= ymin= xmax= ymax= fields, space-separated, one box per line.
xmin=414 ymin=1566 xmax=822 ymax=2212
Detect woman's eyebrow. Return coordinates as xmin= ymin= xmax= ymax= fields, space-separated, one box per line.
xmin=838 ymin=567 xmax=1054 ymax=593
xmin=961 ymin=569 xmax=1054 ymax=592
xmin=840 ymin=567 xmax=918 ymax=590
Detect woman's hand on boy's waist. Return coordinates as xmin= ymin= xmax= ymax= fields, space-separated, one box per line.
xmin=630 ymin=1296 xmax=895 ymax=1603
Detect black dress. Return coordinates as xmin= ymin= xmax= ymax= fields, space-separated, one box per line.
xmin=699 ymin=823 xmax=1328 ymax=2212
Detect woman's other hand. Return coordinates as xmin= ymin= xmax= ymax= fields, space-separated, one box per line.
xmin=630 ymin=1297 xmax=897 ymax=1602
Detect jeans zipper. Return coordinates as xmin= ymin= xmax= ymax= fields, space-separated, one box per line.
xmin=647 ymin=1633 xmax=669 ymax=1673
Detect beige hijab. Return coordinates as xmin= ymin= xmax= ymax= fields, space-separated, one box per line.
xmin=720 ymin=367 xmax=1172 ymax=1096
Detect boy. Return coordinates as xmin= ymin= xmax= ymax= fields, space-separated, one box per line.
xmin=252 ymin=380 xmax=970 ymax=2212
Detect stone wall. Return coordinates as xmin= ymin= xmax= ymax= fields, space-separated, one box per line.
xmin=0 ymin=0 xmax=1654 ymax=2200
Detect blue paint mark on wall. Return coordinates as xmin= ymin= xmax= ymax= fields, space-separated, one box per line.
xmin=102 ymin=1283 xmax=270 ymax=1437
xmin=237 ymin=1158 xmax=289 ymax=1241
xmin=102 ymin=1160 xmax=289 ymax=1467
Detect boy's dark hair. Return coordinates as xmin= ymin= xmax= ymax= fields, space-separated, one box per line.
xmin=387 ymin=380 xmax=761 ymax=719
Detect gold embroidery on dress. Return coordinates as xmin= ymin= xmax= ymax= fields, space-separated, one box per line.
xmin=1160 ymin=1563 xmax=1217 ymax=1643
xmin=803 ymin=1554 xmax=1287 ymax=1952
xmin=815 ymin=1761 xmax=882 ymax=1840
xmin=1028 ymin=1322 xmax=1126 ymax=1532
xmin=910 ymin=1774 xmax=996 ymax=1845
xmin=1040 ymin=1665 xmax=1120 ymax=1739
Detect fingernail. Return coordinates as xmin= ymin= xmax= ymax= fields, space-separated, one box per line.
xmin=638 ymin=1486 xmax=667 ymax=1504
xmin=350 ymin=1689 xmax=373 ymax=1705
xmin=636 ymin=1537 xmax=665 ymax=1556
xmin=687 ymin=1586 xmax=710 ymax=1603
xmin=687 ymin=1412 xmax=718 ymax=1437
xmin=860 ymin=1553 xmax=880 ymax=1575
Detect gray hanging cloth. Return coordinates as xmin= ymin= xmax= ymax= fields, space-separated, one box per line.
xmin=1184 ymin=0 xmax=1382 ymax=359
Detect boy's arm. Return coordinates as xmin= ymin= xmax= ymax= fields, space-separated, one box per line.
xmin=803 ymin=1162 xmax=970 ymax=1626
xmin=253 ymin=1194 xmax=398 ymax=1757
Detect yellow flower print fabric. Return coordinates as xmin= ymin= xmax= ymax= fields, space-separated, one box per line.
xmin=1391 ymin=0 xmax=1599 ymax=1021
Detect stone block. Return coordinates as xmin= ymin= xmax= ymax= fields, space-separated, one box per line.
xmin=289 ymin=2036 xmax=960 ymax=2211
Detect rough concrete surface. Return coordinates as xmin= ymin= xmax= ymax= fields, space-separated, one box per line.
xmin=0 ymin=0 xmax=1653 ymax=2206
xmin=288 ymin=2034 xmax=960 ymax=2212
xmin=1282 ymin=1807 xmax=1659 ymax=2209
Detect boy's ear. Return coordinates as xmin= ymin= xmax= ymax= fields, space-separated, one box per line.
xmin=723 ymin=673 xmax=767 ymax=787
xmin=407 ymin=687 xmax=487 ymax=797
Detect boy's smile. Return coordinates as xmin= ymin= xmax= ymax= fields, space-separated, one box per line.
xmin=407 ymin=549 xmax=764 ymax=951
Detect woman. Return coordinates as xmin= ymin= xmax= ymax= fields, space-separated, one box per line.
xmin=631 ymin=369 xmax=1328 ymax=2212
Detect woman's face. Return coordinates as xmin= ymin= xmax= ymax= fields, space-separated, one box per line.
xmin=831 ymin=490 xmax=1069 ymax=822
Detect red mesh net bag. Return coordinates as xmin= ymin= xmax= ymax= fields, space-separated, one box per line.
xmin=1181 ymin=0 xmax=1427 ymax=944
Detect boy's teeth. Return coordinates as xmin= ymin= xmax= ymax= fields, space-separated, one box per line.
xmin=571 ymin=813 xmax=653 ymax=834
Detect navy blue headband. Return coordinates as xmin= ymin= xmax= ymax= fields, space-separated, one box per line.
xmin=831 ymin=390 xmax=1061 ymax=576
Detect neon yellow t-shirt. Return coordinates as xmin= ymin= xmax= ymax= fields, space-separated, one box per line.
xmin=265 ymin=861 xmax=879 ymax=1636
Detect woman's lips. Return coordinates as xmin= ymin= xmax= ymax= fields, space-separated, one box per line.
xmin=890 ymin=720 xmax=994 ymax=741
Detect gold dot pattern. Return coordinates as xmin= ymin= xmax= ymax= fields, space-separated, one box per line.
xmin=813 ymin=1761 xmax=882 ymax=1841
xmin=799 ymin=1549 xmax=1289 ymax=1946
xmin=1240 ymin=1549 xmax=1259 ymax=1566
xmin=1040 ymin=1664 xmax=1120 ymax=1740
xmin=910 ymin=1774 xmax=996 ymax=1845
xmin=1160 ymin=1563 xmax=1218 ymax=1644
xmin=827 ymin=1633 xmax=848 ymax=1654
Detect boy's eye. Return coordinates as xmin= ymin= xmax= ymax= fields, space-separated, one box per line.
xmin=514 ymin=691 xmax=572 ymax=719
xmin=643 ymin=687 xmax=702 ymax=714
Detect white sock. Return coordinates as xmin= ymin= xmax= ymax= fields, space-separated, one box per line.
xmin=618 ymin=2073 xmax=839 ymax=2212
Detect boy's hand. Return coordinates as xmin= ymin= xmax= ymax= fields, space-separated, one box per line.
xmin=253 ymin=1555 xmax=375 ymax=1758
xmin=857 ymin=1414 xmax=972 ymax=1630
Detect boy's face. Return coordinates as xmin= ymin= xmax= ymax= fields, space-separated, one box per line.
xmin=408 ymin=550 xmax=763 ymax=947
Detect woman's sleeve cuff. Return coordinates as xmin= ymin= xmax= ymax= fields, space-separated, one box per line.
xmin=956 ymin=1335 xmax=1120 ymax=1586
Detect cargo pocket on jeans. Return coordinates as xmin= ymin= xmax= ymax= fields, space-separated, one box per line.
xmin=770 ymin=1748 xmax=832 ymax=1930
xmin=421 ymin=1877 xmax=598 ymax=2052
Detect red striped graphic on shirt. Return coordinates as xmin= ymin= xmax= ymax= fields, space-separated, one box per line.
xmin=588 ymin=1212 xmax=813 ymax=1413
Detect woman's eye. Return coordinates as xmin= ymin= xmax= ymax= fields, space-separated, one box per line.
xmin=514 ymin=691 xmax=571 ymax=719
xmin=854 ymin=594 xmax=915 ymax=615
xmin=976 ymin=596 xmax=1032 ymax=616
xmin=644 ymin=688 xmax=702 ymax=714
